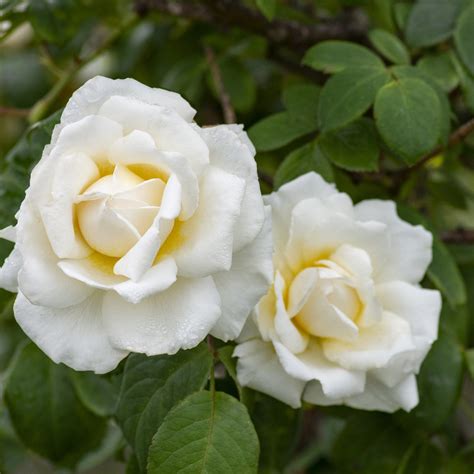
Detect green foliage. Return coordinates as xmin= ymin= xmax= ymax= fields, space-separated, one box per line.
xmin=147 ymin=391 xmax=259 ymax=474
xmin=455 ymin=5 xmax=474 ymax=76
xmin=114 ymin=344 xmax=212 ymax=471
xmin=368 ymin=29 xmax=410 ymax=65
xmin=4 ymin=343 xmax=107 ymax=467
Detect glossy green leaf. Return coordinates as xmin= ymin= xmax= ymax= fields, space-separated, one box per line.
xmin=454 ymin=6 xmax=474 ymax=76
xmin=302 ymin=40 xmax=383 ymax=73
xmin=256 ymin=0 xmax=277 ymax=21
xmin=4 ymin=343 xmax=106 ymax=467
xmin=147 ymin=391 xmax=259 ymax=474
xmin=417 ymin=52 xmax=460 ymax=92
xmin=274 ymin=142 xmax=333 ymax=189
xmin=374 ymin=78 xmax=441 ymax=164
xmin=248 ymin=112 xmax=318 ymax=151
xmin=405 ymin=0 xmax=464 ymax=48
xmin=318 ymin=66 xmax=390 ymax=132
xmin=319 ymin=118 xmax=379 ymax=171
xmin=368 ymin=29 xmax=410 ymax=65
xmin=114 ymin=344 xmax=212 ymax=471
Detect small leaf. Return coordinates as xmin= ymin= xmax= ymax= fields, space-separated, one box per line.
xmin=256 ymin=0 xmax=277 ymax=21
xmin=318 ymin=66 xmax=390 ymax=132
xmin=274 ymin=142 xmax=333 ymax=189
xmin=114 ymin=344 xmax=212 ymax=471
xmin=454 ymin=5 xmax=474 ymax=76
xmin=368 ymin=29 xmax=410 ymax=65
xmin=417 ymin=52 xmax=460 ymax=92
xmin=282 ymin=82 xmax=320 ymax=121
xmin=4 ymin=343 xmax=106 ymax=467
xmin=319 ymin=118 xmax=379 ymax=171
xmin=248 ymin=112 xmax=318 ymax=152
xmin=147 ymin=391 xmax=259 ymax=474
xmin=405 ymin=0 xmax=464 ymax=48
xmin=374 ymin=78 xmax=441 ymax=164
xmin=302 ymin=40 xmax=383 ymax=73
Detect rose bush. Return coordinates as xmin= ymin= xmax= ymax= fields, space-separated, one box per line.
xmin=235 ymin=172 xmax=441 ymax=412
xmin=0 ymin=76 xmax=272 ymax=373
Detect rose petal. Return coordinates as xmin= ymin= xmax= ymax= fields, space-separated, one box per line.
xmin=0 ymin=247 xmax=22 ymax=292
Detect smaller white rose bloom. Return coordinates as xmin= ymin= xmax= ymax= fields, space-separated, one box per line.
xmin=234 ymin=172 xmax=441 ymax=412
xmin=0 ymin=76 xmax=273 ymax=373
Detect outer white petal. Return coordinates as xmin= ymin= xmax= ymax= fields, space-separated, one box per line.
xmin=264 ymin=172 xmax=338 ymax=257
xmin=102 ymin=276 xmax=221 ymax=355
xmin=14 ymin=291 xmax=127 ymax=373
xmin=16 ymin=206 xmax=93 ymax=308
xmin=171 ymin=166 xmax=246 ymax=278
xmin=354 ymin=200 xmax=433 ymax=284
xmin=285 ymin=198 xmax=389 ymax=274
xmin=224 ymin=124 xmax=256 ymax=155
xmin=234 ymin=339 xmax=305 ymax=408
xmin=197 ymin=125 xmax=265 ymax=251
xmin=98 ymin=96 xmax=208 ymax=176
xmin=211 ymin=206 xmax=272 ymax=341
xmin=62 ymin=75 xmax=196 ymax=124
xmin=274 ymin=340 xmax=365 ymax=399
xmin=0 ymin=226 xmax=16 ymax=242
xmin=0 ymin=247 xmax=22 ymax=292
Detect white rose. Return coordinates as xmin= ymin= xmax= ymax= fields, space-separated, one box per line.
xmin=234 ymin=172 xmax=441 ymax=412
xmin=0 ymin=76 xmax=272 ymax=373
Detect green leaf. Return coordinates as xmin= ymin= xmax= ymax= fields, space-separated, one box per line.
xmin=368 ymin=29 xmax=410 ymax=65
xmin=318 ymin=66 xmax=390 ymax=132
xmin=147 ymin=391 xmax=259 ymax=474
xmin=256 ymin=0 xmax=276 ymax=21
xmin=274 ymin=142 xmax=334 ymax=189
xmin=302 ymin=40 xmax=383 ymax=73
xmin=396 ymin=205 xmax=467 ymax=307
xmin=417 ymin=52 xmax=460 ymax=92
xmin=71 ymin=371 xmax=118 ymax=418
xmin=374 ymin=78 xmax=441 ymax=164
xmin=466 ymin=348 xmax=474 ymax=379
xmin=4 ymin=343 xmax=106 ymax=467
xmin=394 ymin=2 xmax=412 ymax=31
xmin=282 ymin=82 xmax=320 ymax=122
xmin=397 ymin=330 xmax=463 ymax=432
xmin=249 ymin=392 xmax=301 ymax=473
xmin=454 ymin=6 xmax=474 ymax=76
xmin=405 ymin=0 xmax=465 ymax=48
xmin=0 ymin=110 xmax=61 ymax=228
xmin=114 ymin=344 xmax=212 ymax=471
xmin=248 ymin=112 xmax=318 ymax=152
xmin=319 ymin=118 xmax=379 ymax=171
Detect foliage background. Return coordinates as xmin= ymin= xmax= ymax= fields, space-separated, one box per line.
xmin=1 ymin=0 xmax=474 ymax=473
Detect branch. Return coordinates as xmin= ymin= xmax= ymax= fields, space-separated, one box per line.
xmin=441 ymin=229 xmax=474 ymax=244
xmin=204 ymin=45 xmax=236 ymax=124
xmin=0 ymin=106 xmax=30 ymax=118
xmin=135 ymin=0 xmax=368 ymax=50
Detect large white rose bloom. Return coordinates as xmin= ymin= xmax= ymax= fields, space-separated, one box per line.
xmin=234 ymin=172 xmax=441 ymax=412
xmin=0 ymin=76 xmax=272 ymax=373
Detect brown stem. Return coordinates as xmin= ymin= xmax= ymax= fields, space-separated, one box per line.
xmin=441 ymin=229 xmax=474 ymax=244
xmin=135 ymin=0 xmax=368 ymax=50
xmin=0 ymin=106 xmax=30 ymax=118
xmin=204 ymin=45 xmax=236 ymax=124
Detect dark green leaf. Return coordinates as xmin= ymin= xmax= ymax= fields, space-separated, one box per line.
xmin=217 ymin=345 xmax=238 ymax=383
xmin=256 ymin=0 xmax=277 ymax=21
xmin=417 ymin=52 xmax=460 ymax=92
xmin=374 ymin=78 xmax=441 ymax=164
xmin=4 ymin=343 xmax=106 ymax=467
xmin=71 ymin=371 xmax=118 ymax=418
xmin=302 ymin=40 xmax=383 ymax=73
xmin=249 ymin=392 xmax=301 ymax=473
xmin=405 ymin=0 xmax=464 ymax=48
xmin=368 ymin=29 xmax=410 ymax=65
xmin=466 ymin=348 xmax=474 ymax=378
xmin=114 ymin=344 xmax=212 ymax=471
xmin=248 ymin=112 xmax=318 ymax=152
xmin=318 ymin=66 xmax=390 ymax=132
xmin=319 ymin=118 xmax=379 ymax=171
xmin=282 ymin=82 xmax=320 ymax=121
xmin=454 ymin=6 xmax=474 ymax=76
xmin=274 ymin=142 xmax=334 ymax=189
xmin=0 ymin=110 xmax=61 ymax=228
xmin=147 ymin=391 xmax=259 ymax=474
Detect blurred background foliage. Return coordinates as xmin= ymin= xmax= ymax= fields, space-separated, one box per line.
xmin=0 ymin=0 xmax=474 ymax=473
